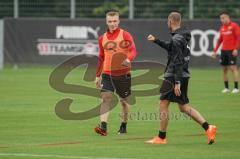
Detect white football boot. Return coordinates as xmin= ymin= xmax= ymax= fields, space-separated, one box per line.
xmin=221 ymin=88 xmax=230 ymax=93
xmin=231 ymin=88 xmax=239 ymax=94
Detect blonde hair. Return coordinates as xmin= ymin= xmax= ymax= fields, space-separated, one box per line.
xmin=105 ymin=9 xmax=120 ymax=17
xmin=168 ymin=12 xmax=181 ymax=23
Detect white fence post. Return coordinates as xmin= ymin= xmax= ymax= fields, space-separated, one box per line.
xmin=129 ymin=0 xmax=134 ymax=19
xmin=14 ymin=0 xmax=19 ymax=18
xmin=70 ymin=0 xmax=76 ymax=19
xmin=189 ymin=0 xmax=194 ymax=20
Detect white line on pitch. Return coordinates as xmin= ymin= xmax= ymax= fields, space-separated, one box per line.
xmin=0 ymin=153 xmax=136 ymax=159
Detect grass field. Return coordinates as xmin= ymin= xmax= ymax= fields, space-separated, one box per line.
xmin=0 ymin=67 xmax=240 ymax=159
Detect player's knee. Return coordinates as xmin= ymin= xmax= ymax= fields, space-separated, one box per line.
xmin=179 ymin=105 xmax=188 ymax=113
xmin=102 ymin=97 xmax=111 ymax=104
xmin=160 ymin=100 xmax=169 ymax=107
xmin=120 ymin=98 xmax=128 ymax=106
xmin=102 ymin=94 xmax=112 ymax=103
xmin=230 ymin=66 xmax=237 ymax=72
xmin=223 ymin=67 xmax=228 ymax=73
xmin=160 ymin=112 xmax=168 ymax=120
xmin=179 ymin=108 xmax=185 ymax=113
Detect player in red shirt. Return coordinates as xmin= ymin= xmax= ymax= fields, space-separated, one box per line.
xmin=212 ymin=11 xmax=239 ymax=94
xmin=94 ymin=9 xmax=137 ymax=136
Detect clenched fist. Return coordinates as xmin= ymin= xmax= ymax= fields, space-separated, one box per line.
xmin=147 ymin=34 xmax=156 ymax=41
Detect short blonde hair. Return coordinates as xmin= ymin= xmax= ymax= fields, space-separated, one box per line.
xmin=168 ymin=12 xmax=181 ymax=23
xmin=105 ymin=9 xmax=120 ymax=17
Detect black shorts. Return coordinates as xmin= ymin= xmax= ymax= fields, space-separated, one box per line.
xmin=160 ymin=77 xmax=189 ymax=105
xmin=220 ymin=50 xmax=237 ymax=66
xmin=101 ymin=73 xmax=131 ymax=98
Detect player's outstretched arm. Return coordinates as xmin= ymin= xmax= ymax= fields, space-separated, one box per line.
xmin=147 ymin=34 xmax=171 ymax=51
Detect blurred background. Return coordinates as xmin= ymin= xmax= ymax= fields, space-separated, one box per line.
xmin=0 ymin=0 xmax=239 ymax=19
xmin=0 ymin=0 xmax=239 ymax=69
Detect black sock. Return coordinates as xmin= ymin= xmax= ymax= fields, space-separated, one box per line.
xmin=158 ymin=131 xmax=166 ymax=139
xmin=202 ymin=122 xmax=209 ymax=131
xmin=234 ymin=81 xmax=238 ymax=89
xmin=224 ymin=81 xmax=229 ymax=89
xmin=101 ymin=122 xmax=107 ymax=131
xmin=121 ymin=122 xmax=127 ymax=129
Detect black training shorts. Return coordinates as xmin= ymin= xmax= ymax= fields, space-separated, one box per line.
xmin=101 ymin=73 xmax=131 ymax=98
xmin=220 ymin=50 xmax=237 ymax=66
xmin=160 ymin=77 xmax=189 ymax=105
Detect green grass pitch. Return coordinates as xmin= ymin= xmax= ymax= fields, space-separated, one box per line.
xmin=0 ymin=67 xmax=240 ymax=159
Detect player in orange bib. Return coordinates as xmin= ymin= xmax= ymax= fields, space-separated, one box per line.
xmin=94 ymin=9 xmax=137 ymax=136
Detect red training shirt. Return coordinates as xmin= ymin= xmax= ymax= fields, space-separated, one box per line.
xmin=214 ymin=21 xmax=240 ymax=52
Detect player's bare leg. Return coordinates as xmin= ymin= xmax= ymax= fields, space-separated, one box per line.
xmin=223 ymin=66 xmax=228 ymax=81
xmin=230 ymin=65 xmax=239 ymax=93
xmin=119 ymin=97 xmax=129 ymax=123
xmin=178 ymin=104 xmax=217 ymax=144
xmin=145 ymin=100 xmax=170 ymax=144
xmin=100 ymin=92 xmax=112 ymax=122
xmin=118 ymin=97 xmax=130 ymax=134
xmin=178 ymin=104 xmax=206 ymax=125
xmin=94 ymin=92 xmax=113 ymax=136
xmin=222 ymin=66 xmax=230 ymax=93
xmin=160 ymin=100 xmax=170 ymax=132
xmin=230 ymin=65 xmax=239 ymax=81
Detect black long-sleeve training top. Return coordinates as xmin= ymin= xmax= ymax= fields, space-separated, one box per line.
xmin=153 ymin=27 xmax=191 ymax=83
